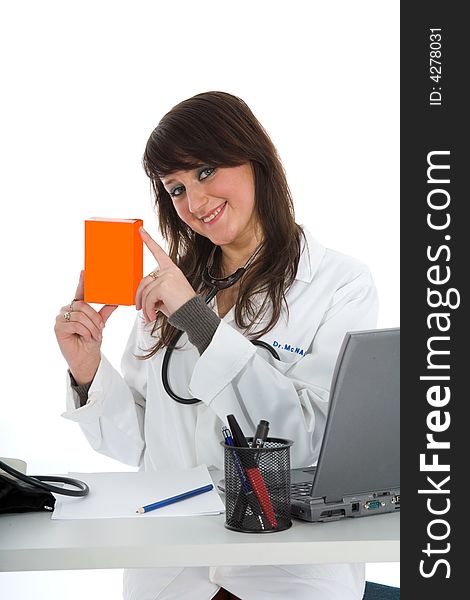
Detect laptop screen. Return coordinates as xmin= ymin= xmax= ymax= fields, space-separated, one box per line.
xmin=310 ymin=328 xmax=400 ymax=503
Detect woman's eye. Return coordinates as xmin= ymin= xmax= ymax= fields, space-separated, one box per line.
xmin=170 ymin=185 xmax=185 ymax=198
xmin=199 ymin=167 xmax=215 ymax=181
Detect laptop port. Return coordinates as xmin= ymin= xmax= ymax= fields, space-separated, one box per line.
xmin=364 ymin=500 xmax=385 ymax=510
xmin=391 ymin=495 xmax=400 ymax=505
xmin=320 ymin=508 xmax=346 ymax=519
xmin=352 ymin=502 xmax=360 ymax=512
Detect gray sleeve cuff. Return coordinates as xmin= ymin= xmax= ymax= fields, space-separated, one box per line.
xmin=168 ymin=295 xmax=221 ymax=355
xmin=68 ymin=370 xmax=93 ymax=407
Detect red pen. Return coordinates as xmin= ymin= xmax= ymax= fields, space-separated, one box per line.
xmin=227 ymin=415 xmax=278 ymax=529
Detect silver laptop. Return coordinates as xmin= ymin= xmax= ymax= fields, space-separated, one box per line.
xmin=290 ymin=327 xmax=400 ymax=522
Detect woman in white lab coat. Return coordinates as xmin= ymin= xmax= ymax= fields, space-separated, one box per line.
xmin=55 ymin=91 xmax=378 ymax=600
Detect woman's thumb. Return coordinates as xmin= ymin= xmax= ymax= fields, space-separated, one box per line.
xmin=100 ymin=304 xmax=119 ymax=324
xmin=74 ymin=270 xmax=85 ymax=300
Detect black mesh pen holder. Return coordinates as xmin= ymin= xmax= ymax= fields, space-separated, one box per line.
xmin=221 ymin=437 xmax=293 ymax=533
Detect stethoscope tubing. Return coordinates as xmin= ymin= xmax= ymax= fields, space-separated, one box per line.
xmin=0 ymin=459 xmax=90 ymax=497
xmin=162 ymin=284 xmax=280 ymax=405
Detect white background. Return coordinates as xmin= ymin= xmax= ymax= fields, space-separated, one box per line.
xmin=0 ymin=0 xmax=399 ymax=596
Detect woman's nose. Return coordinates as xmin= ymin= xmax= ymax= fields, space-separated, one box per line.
xmin=187 ymin=185 xmax=209 ymax=216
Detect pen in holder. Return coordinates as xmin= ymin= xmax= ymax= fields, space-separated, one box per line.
xmin=221 ymin=437 xmax=293 ymax=533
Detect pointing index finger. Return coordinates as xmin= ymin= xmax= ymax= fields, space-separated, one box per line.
xmin=139 ymin=227 xmax=173 ymax=268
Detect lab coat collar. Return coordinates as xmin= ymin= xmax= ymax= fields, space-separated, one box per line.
xmin=294 ymin=227 xmax=326 ymax=283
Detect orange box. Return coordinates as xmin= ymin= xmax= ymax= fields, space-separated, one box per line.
xmin=84 ymin=218 xmax=143 ymax=305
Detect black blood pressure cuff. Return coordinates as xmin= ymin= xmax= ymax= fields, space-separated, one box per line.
xmin=0 ymin=474 xmax=56 ymax=514
xmin=169 ymin=295 xmax=221 ymax=354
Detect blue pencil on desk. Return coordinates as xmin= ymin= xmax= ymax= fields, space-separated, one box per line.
xmin=136 ymin=484 xmax=214 ymax=514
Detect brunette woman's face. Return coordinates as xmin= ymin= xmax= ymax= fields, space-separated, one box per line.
xmin=160 ymin=163 xmax=261 ymax=248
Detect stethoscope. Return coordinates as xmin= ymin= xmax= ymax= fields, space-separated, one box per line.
xmin=0 ymin=459 xmax=89 ymax=497
xmin=162 ymin=243 xmax=280 ymax=405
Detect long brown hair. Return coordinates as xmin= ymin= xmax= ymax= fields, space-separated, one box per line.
xmin=141 ymin=91 xmax=303 ymax=358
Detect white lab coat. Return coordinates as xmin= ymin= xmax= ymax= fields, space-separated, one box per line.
xmin=62 ymin=228 xmax=378 ymax=600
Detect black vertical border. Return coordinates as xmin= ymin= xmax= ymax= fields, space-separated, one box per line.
xmin=401 ymin=3 xmax=465 ymax=597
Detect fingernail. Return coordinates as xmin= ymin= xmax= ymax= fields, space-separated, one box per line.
xmin=100 ymin=322 xmax=105 ymax=329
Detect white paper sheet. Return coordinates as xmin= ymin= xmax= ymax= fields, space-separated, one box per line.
xmin=51 ymin=464 xmax=225 ymax=519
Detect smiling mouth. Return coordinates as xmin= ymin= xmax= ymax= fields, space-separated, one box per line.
xmin=200 ymin=202 xmax=226 ymax=223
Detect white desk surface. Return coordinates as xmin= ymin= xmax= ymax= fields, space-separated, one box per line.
xmin=0 ymin=510 xmax=399 ymax=572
